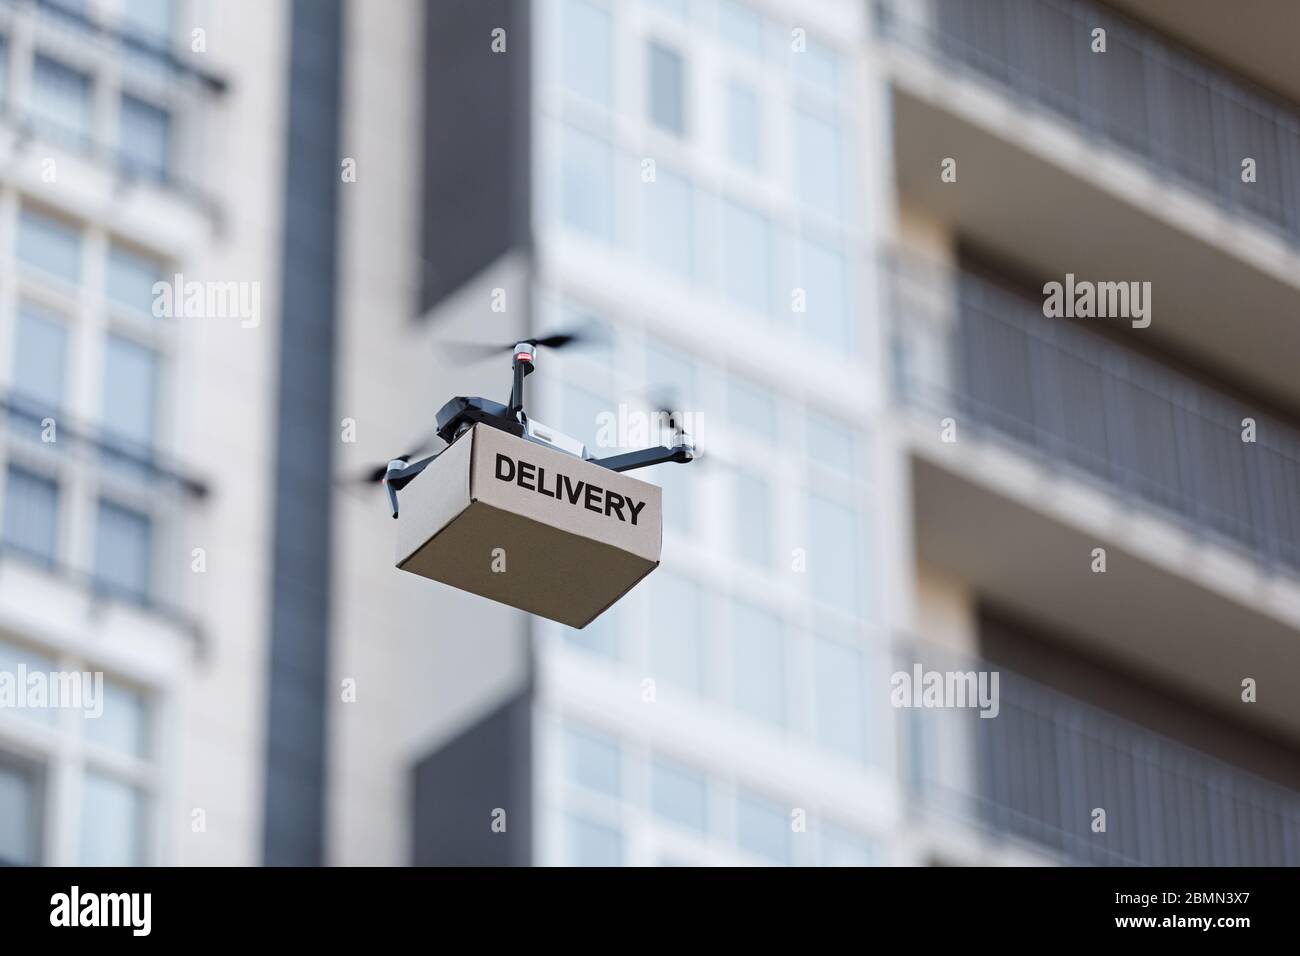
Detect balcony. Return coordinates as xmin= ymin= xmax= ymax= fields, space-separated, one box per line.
xmin=887 ymin=254 xmax=1300 ymax=742
xmin=899 ymin=641 xmax=1300 ymax=865
xmin=1102 ymin=0 xmax=1300 ymax=107
xmin=892 ymin=257 xmax=1300 ymax=574
xmin=877 ymin=0 xmax=1300 ymax=410
xmin=877 ymin=0 xmax=1300 ymax=243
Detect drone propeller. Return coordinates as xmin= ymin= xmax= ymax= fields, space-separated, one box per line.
xmin=631 ymin=386 xmax=721 ymax=470
xmin=345 ymin=429 xmax=444 ymax=486
xmin=645 ymin=390 xmax=684 ymax=429
xmin=440 ymin=328 xmax=594 ymax=363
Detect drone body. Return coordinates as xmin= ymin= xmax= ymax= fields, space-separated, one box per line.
xmin=377 ymin=336 xmax=695 ymax=520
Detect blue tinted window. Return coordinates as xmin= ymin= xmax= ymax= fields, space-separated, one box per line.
xmin=94 ymin=501 xmax=151 ymax=601
xmin=735 ymin=790 xmax=789 ymax=864
xmin=651 ymin=756 xmax=707 ymax=832
xmin=17 ymin=208 xmax=81 ymax=283
xmin=3 ymin=467 xmax=58 ymax=564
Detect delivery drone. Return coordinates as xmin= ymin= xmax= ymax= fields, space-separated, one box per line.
xmin=356 ymin=331 xmax=696 ymax=518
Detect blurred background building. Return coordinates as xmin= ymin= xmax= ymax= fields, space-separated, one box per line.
xmin=1 ymin=0 xmax=1298 ymax=867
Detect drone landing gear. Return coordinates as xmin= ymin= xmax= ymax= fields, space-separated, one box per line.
xmin=382 ymin=454 xmax=440 ymax=518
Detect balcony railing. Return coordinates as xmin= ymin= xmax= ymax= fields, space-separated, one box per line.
xmin=898 ymin=642 xmax=1300 ymax=865
xmin=887 ymin=254 xmax=1300 ymax=575
xmin=876 ymin=0 xmax=1300 ymax=245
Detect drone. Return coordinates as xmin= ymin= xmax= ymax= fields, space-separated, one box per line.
xmin=355 ymin=331 xmax=697 ymax=518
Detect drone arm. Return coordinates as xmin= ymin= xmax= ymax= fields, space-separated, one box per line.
xmin=590 ymin=444 xmax=694 ymax=473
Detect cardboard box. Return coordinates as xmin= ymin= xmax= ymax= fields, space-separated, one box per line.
xmin=396 ymin=424 xmax=662 ymax=628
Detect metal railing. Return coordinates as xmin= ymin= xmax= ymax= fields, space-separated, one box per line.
xmin=898 ymin=642 xmax=1300 ymax=865
xmin=887 ymin=254 xmax=1300 ymax=575
xmin=876 ymin=0 xmax=1300 ymax=245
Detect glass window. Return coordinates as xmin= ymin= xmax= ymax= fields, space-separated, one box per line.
xmin=813 ymin=635 xmax=865 ymax=760
xmin=107 ymin=244 xmax=165 ymax=315
xmin=735 ymin=789 xmax=789 ymax=864
xmin=650 ymin=756 xmax=707 ymax=832
xmin=725 ymin=82 xmax=760 ymax=170
xmin=102 ymin=335 xmax=159 ymax=448
xmin=641 ymin=167 xmax=692 ymax=278
xmin=79 ymin=771 xmax=144 ymax=865
xmin=94 ymin=501 xmax=151 ymax=601
xmin=0 ymin=754 xmax=43 ymax=865
xmin=647 ymin=41 xmax=685 ymax=135
xmin=119 ymin=95 xmax=170 ymax=182
xmin=808 ymin=494 xmax=860 ymax=616
xmin=568 ymin=814 xmax=622 ymax=866
xmin=821 ymin=823 xmax=875 ymax=866
xmin=727 ymin=373 xmax=776 ymax=437
xmin=16 ymin=207 xmax=81 ymax=284
xmin=648 ymin=570 xmax=703 ymax=694
xmin=731 ymin=601 xmax=783 ymax=725
xmin=0 ymin=38 xmax=8 ymax=104
xmin=733 ymin=472 xmax=770 ymax=567
xmin=2 ymin=467 xmax=59 ymax=566
xmin=797 ymin=237 xmax=849 ymax=348
xmin=794 ymin=111 xmax=842 ymax=217
xmin=564 ymin=725 xmax=621 ymax=798
xmin=807 ymin=410 xmax=856 ymax=474
xmin=83 ymin=678 xmax=148 ymax=758
xmin=720 ymin=200 xmax=770 ymax=315
xmin=561 ymin=127 xmax=613 ymax=241
xmin=794 ymin=37 xmax=838 ymax=90
xmin=719 ymin=0 xmax=762 ymax=55
xmin=562 ymin=0 xmax=611 ymax=106
xmin=31 ymin=54 xmax=91 ymax=143
xmin=12 ymin=304 xmax=67 ymax=412
xmin=0 ymin=638 xmax=58 ymax=725
xmin=121 ymin=0 xmax=174 ymax=44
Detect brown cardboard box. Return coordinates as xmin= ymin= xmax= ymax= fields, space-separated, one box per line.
xmin=396 ymin=424 xmax=663 ymax=628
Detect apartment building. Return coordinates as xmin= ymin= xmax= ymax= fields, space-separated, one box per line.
xmin=0 ymin=0 xmax=240 ymax=865
xmin=0 ymin=0 xmax=342 ymax=866
xmin=878 ymin=0 xmax=1300 ymax=864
